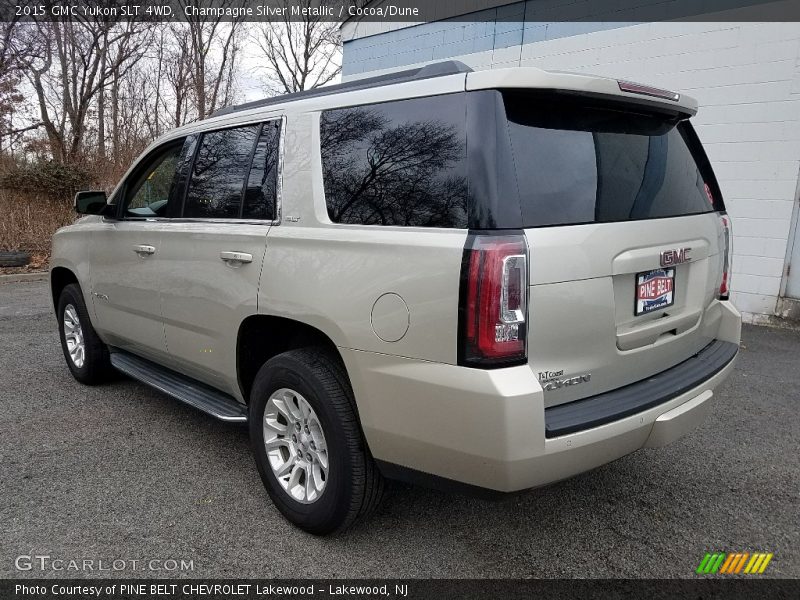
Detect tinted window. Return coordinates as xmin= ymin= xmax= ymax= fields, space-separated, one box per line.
xmin=503 ymin=92 xmax=714 ymax=227
xmin=184 ymin=125 xmax=259 ymax=219
xmin=167 ymin=135 xmax=198 ymax=218
xmin=320 ymin=94 xmax=468 ymax=228
xmin=123 ymin=140 xmax=185 ymax=218
xmin=242 ymin=120 xmax=281 ymax=220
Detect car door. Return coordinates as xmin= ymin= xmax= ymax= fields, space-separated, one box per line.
xmin=157 ymin=120 xmax=282 ymax=398
xmin=89 ymin=137 xmax=192 ymax=363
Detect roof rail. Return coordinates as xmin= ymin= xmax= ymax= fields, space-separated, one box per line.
xmin=211 ymin=60 xmax=473 ymax=117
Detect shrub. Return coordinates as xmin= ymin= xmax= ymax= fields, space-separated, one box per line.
xmin=0 ymin=160 xmax=96 ymax=200
xmin=0 ymin=188 xmax=75 ymax=259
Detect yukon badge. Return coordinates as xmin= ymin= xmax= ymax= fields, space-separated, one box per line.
xmin=660 ymin=247 xmax=692 ymax=267
xmin=539 ymin=371 xmax=592 ymax=392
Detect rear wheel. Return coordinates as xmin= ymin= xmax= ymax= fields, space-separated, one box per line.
xmin=249 ymin=348 xmax=384 ymax=535
xmin=57 ymin=283 xmax=113 ymax=384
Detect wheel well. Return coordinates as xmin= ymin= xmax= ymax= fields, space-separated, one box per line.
xmin=50 ymin=267 xmax=78 ymax=310
xmin=237 ymin=315 xmax=345 ymax=402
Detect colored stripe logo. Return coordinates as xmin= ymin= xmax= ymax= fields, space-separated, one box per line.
xmin=696 ymin=552 xmax=773 ymax=574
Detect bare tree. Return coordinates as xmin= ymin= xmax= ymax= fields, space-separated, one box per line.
xmin=252 ymin=0 xmax=341 ymax=94
xmin=16 ymin=19 xmax=149 ymax=163
xmin=3 ymin=3 xmax=345 ymax=168
xmin=160 ymin=25 xmax=193 ymax=129
xmin=179 ymin=0 xmax=244 ymax=119
xmin=0 ymin=19 xmax=27 ymax=155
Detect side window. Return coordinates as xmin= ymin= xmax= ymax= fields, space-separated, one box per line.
xmin=319 ymin=94 xmax=468 ymax=228
xmin=242 ymin=120 xmax=281 ymax=220
xmin=184 ymin=124 xmax=259 ymax=219
xmin=123 ymin=140 xmax=186 ymax=218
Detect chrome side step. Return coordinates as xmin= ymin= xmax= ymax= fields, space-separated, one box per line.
xmin=110 ymin=351 xmax=248 ymax=423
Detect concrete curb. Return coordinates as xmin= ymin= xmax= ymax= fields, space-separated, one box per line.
xmin=0 ymin=271 xmax=48 ymax=284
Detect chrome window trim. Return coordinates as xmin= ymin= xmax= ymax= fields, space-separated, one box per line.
xmin=119 ymin=217 xmax=274 ymax=226
xmin=274 ymin=114 xmax=286 ymax=226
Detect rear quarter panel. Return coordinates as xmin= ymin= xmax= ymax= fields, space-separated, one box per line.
xmin=259 ymin=111 xmax=467 ymax=363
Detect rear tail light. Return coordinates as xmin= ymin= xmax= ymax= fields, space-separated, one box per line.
xmin=718 ymin=212 xmax=732 ymax=300
xmin=459 ymin=233 xmax=528 ymax=367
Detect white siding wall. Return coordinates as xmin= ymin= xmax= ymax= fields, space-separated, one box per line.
xmin=343 ymin=21 xmax=800 ymax=319
xmin=520 ymin=22 xmax=800 ymax=318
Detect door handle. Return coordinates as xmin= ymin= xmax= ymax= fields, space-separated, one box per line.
xmin=220 ymin=251 xmax=253 ymax=264
xmin=133 ymin=244 xmax=156 ymax=256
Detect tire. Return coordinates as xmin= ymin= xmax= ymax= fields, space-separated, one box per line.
xmin=249 ymin=348 xmax=384 ymax=535
xmin=57 ymin=283 xmax=113 ymax=385
xmin=0 ymin=250 xmax=31 ymax=267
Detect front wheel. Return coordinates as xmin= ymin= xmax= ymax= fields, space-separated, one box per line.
xmin=57 ymin=283 xmax=113 ymax=384
xmin=249 ymin=348 xmax=384 ymax=535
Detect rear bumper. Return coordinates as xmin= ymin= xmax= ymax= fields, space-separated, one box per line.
xmin=544 ymin=339 xmax=738 ymax=438
xmin=342 ymin=300 xmax=741 ymax=493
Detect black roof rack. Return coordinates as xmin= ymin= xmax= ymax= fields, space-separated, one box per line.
xmin=210 ymin=60 xmax=473 ymax=117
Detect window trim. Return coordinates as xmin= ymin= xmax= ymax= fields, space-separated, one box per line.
xmin=116 ymin=115 xmax=286 ymax=226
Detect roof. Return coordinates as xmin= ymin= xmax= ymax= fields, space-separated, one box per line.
xmin=159 ymin=62 xmax=696 ymax=152
xmin=211 ymin=61 xmax=473 ymax=117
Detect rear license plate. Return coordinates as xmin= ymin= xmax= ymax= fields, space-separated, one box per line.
xmin=635 ymin=268 xmax=675 ymax=315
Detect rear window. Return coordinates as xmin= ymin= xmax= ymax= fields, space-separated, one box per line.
xmin=502 ymin=92 xmax=716 ymax=228
xmin=317 ymin=91 xmax=719 ymax=230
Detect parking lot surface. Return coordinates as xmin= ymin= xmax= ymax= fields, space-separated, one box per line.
xmin=1 ymin=280 xmax=798 ymax=578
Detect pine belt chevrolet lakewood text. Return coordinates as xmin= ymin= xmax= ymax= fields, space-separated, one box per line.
xmin=51 ymin=61 xmax=741 ymax=535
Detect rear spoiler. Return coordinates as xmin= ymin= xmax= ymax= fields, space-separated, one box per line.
xmin=467 ymin=67 xmax=697 ymax=118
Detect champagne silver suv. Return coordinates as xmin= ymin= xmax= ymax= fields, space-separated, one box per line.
xmin=50 ymin=61 xmax=741 ymax=535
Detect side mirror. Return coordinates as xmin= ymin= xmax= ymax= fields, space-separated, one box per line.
xmin=74 ymin=191 xmax=108 ymax=215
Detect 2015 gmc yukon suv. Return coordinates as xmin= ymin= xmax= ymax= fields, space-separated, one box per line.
xmin=50 ymin=61 xmax=741 ymax=535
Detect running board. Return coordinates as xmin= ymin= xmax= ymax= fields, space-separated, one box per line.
xmin=110 ymin=351 xmax=248 ymax=423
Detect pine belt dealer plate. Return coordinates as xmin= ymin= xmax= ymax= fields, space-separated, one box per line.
xmin=635 ymin=268 xmax=675 ymax=315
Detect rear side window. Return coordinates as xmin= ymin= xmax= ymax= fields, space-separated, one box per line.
xmin=320 ymin=94 xmax=468 ymax=228
xmin=242 ymin=120 xmax=281 ymax=220
xmin=502 ymin=92 xmax=715 ymax=227
xmin=184 ymin=125 xmax=259 ymax=219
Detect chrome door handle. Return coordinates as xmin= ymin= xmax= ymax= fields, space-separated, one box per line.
xmin=133 ymin=244 xmax=156 ymax=256
xmin=220 ymin=251 xmax=253 ymax=264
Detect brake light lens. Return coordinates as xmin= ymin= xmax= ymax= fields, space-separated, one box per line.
xmin=718 ymin=212 xmax=732 ymax=300
xmin=459 ymin=233 xmax=528 ymax=367
xmin=617 ymin=80 xmax=680 ymax=102
xmin=704 ymin=183 xmax=715 ymax=208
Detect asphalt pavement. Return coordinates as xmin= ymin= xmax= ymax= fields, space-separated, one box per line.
xmin=1 ymin=280 xmax=798 ymax=578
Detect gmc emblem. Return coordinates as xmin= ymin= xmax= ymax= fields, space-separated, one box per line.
xmin=660 ymin=247 xmax=692 ymax=267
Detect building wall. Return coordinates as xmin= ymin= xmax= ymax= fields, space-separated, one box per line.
xmin=342 ymin=11 xmax=800 ymax=320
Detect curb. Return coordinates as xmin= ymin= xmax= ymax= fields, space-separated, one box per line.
xmin=0 ymin=271 xmax=48 ymax=284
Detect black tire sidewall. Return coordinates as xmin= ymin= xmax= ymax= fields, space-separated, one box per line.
xmin=249 ymin=353 xmax=359 ymax=534
xmin=0 ymin=250 xmax=31 ymax=267
xmin=57 ymin=283 xmax=107 ymax=384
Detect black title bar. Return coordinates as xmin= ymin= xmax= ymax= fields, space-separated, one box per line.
xmin=4 ymin=0 xmax=800 ymax=23
xmin=4 ymin=579 xmax=800 ymax=600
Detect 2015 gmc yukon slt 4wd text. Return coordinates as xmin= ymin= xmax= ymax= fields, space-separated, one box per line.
xmin=51 ymin=62 xmax=741 ymax=535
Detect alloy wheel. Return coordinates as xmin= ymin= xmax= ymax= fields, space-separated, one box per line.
xmin=263 ymin=388 xmax=329 ymax=504
xmin=63 ymin=304 xmax=85 ymax=368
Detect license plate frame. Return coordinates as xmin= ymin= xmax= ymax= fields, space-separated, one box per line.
xmin=634 ymin=268 xmax=676 ymax=316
